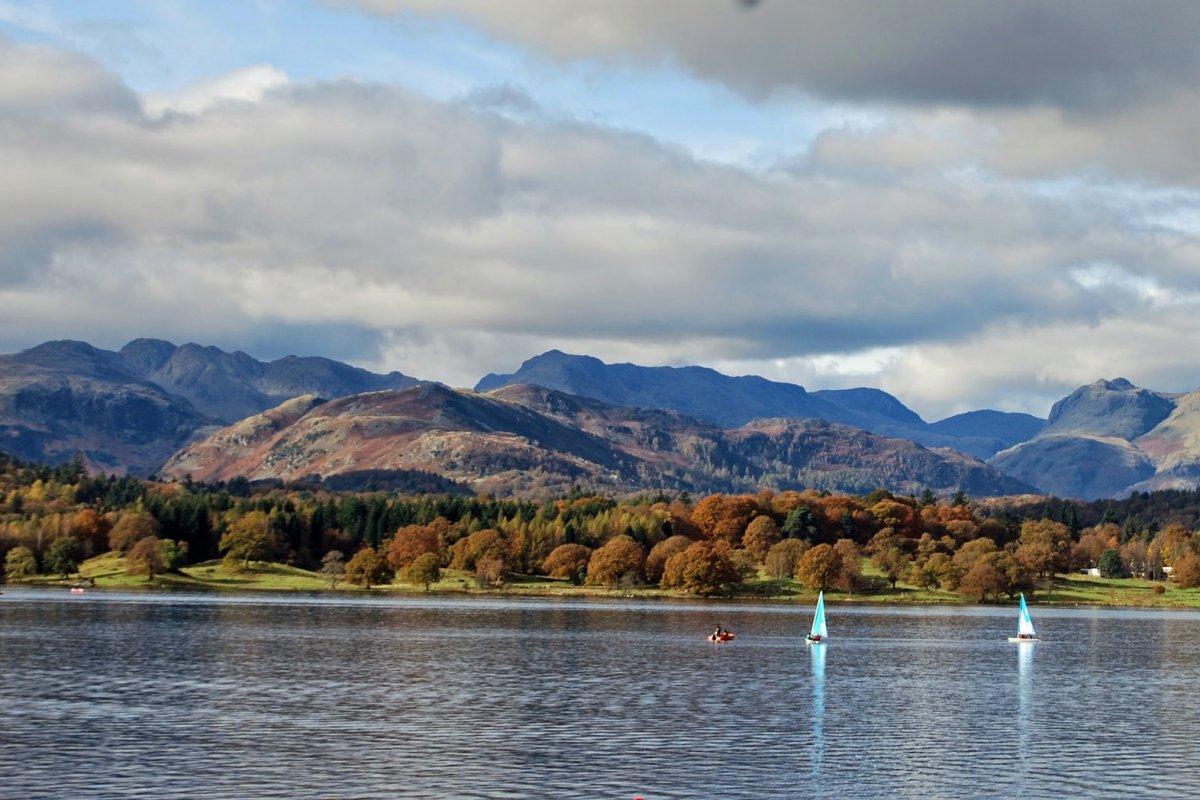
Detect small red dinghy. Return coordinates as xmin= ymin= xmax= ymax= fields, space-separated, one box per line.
xmin=707 ymin=632 xmax=735 ymax=643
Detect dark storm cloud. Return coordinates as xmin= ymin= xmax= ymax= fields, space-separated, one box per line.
xmin=347 ymin=1 xmax=1200 ymax=111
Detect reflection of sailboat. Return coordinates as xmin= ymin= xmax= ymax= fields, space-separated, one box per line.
xmin=1016 ymin=632 xmax=1033 ymax=777
xmin=810 ymin=636 xmax=826 ymax=781
xmin=1007 ymin=593 xmax=1040 ymax=642
xmin=806 ymin=591 xmax=828 ymax=644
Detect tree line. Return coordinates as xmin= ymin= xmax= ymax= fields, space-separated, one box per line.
xmin=4 ymin=452 xmax=1200 ymax=596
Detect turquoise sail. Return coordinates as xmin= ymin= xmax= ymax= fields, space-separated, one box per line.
xmin=810 ymin=591 xmax=828 ymax=639
xmin=1017 ymin=593 xmax=1036 ymax=637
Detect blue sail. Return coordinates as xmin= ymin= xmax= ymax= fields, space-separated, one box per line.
xmin=1017 ymin=593 xmax=1036 ymax=637
xmin=810 ymin=591 xmax=828 ymax=638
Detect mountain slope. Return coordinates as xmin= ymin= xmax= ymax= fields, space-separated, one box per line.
xmin=476 ymin=349 xmax=1044 ymax=458
xmin=0 ymin=341 xmax=216 ymax=474
xmin=988 ymin=378 xmax=1190 ymax=499
xmin=119 ymin=338 xmax=419 ymax=422
xmin=165 ymin=382 xmax=1034 ymax=497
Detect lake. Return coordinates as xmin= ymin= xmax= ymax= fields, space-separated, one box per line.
xmin=2 ymin=588 xmax=1197 ymax=799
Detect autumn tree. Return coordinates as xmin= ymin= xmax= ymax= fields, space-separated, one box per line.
xmin=691 ymin=495 xmax=758 ymax=545
xmin=959 ymin=559 xmax=1006 ymax=601
xmin=1016 ymin=519 xmax=1070 ymax=577
xmin=645 ymin=535 xmax=693 ymax=584
xmin=219 ymin=511 xmax=278 ymax=571
xmin=109 ymin=510 xmax=160 ymax=554
xmin=475 ymin=557 xmax=505 ymax=588
xmin=795 ymin=544 xmax=842 ymax=592
xmin=660 ymin=540 xmax=739 ymax=595
xmin=585 ymin=535 xmax=646 ymax=587
xmin=542 ymin=543 xmax=592 ymax=581
xmin=45 ymin=535 xmax=84 ymax=578
xmin=68 ymin=508 xmax=109 ymax=555
xmin=320 ymin=551 xmax=345 ymax=588
xmin=1173 ymin=553 xmax=1200 ymax=589
xmin=953 ymin=537 xmax=997 ymax=573
xmin=833 ymin=538 xmax=862 ymax=591
xmin=4 ymin=545 xmax=36 ymax=580
xmin=764 ymin=539 xmax=807 ymax=579
xmin=345 ymin=546 xmax=391 ymax=589
xmin=867 ymin=529 xmax=910 ymax=589
xmin=448 ymin=529 xmax=508 ymax=572
xmin=405 ymin=552 xmax=441 ymax=590
xmin=386 ymin=524 xmax=441 ymax=572
xmin=742 ymin=516 xmax=782 ymax=560
xmin=126 ymin=536 xmax=165 ymax=582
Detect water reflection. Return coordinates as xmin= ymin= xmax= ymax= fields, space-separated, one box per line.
xmin=810 ymin=642 xmax=826 ymax=784
xmin=1 ymin=588 xmax=1196 ymax=799
xmin=1017 ymin=640 xmax=1034 ymax=778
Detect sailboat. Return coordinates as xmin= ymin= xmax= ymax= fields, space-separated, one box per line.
xmin=806 ymin=591 xmax=828 ymax=644
xmin=1007 ymin=593 xmax=1040 ymax=642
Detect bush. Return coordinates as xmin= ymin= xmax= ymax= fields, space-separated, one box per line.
xmin=585 ymin=535 xmax=645 ymax=587
xmin=660 ymin=541 xmax=739 ymax=595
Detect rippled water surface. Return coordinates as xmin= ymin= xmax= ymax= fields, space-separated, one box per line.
xmin=3 ymin=588 xmax=1199 ymax=799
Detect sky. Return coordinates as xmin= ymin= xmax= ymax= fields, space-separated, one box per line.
xmin=2 ymin=1 xmax=1200 ymax=420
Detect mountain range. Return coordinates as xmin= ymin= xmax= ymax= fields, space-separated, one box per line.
xmin=7 ymin=337 xmax=1200 ymax=500
xmin=477 ymin=350 xmax=1044 ymax=459
xmin=163 ymin=383 xmax=1034 ymax=497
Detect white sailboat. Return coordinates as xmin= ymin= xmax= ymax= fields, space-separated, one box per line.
xmin=1007 ymin=593 xmax=1040 ymax=642
xmin=806 ymin=591 xmax=828 ymax=644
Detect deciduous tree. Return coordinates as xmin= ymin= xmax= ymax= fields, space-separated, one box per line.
xmin=542 ymin=543 xmax=592 ymax=581
xmin=4 ymin=545 xmax=37 ymax=580
xmin=405 ymin=552 xmax=441 ymax=590
xmin=795 ymin=544 xmax=842 ymax=592
xmin=45 ymin=535 xmax=84 ymax=578
xmin=345 ymin=546 xmax=391 ymax=589
xmin=126 ymin=536 xmax=165 ymax=581
xmin=585 ymin=535 xmax=645 ymax=587
xmin=660 ymin=540 xmax=739 ymax=596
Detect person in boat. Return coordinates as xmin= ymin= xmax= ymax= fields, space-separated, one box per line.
xmin=712 ymin=626 xmax=723 ymax=639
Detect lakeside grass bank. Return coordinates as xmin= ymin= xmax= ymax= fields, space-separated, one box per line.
xmin=12 ymin=552 xmax=1200 ymax=609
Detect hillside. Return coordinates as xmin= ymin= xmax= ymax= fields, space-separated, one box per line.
xmin=0 ymin=341 xmax=216 ymax=474
xmin=988 ymin=378 xmax=1200 ymax=499
xmin=164 ymin=382 xmax=1034 ymax=497
xmin=119 ymin=338 xmax=419 ymax=422
xmin=475 ymin=349 xmax=1044 ymax=459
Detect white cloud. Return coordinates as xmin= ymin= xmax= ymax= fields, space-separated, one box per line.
xmin=2 ymin=34 xmax=1200 ymax=420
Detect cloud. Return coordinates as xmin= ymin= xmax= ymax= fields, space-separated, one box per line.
xmin=2 ymin=34 xmax=1200 ymax=418
xmin=344 ymin=1 xmax=1200 ymax=111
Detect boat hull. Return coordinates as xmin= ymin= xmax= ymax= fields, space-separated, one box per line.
xmin=1008 ymin=636 xmax=1039 ymax=643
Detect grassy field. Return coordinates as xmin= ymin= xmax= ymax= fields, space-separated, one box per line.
xmin=15 ymin=553 xmax=1200 ymax=609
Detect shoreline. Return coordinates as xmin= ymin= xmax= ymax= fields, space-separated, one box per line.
xmin=12 ymin=561 xmax=1200 ymax=611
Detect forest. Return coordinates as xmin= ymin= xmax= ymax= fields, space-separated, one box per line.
xmin=4 ymin=451 xmax=1200 ymax=599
